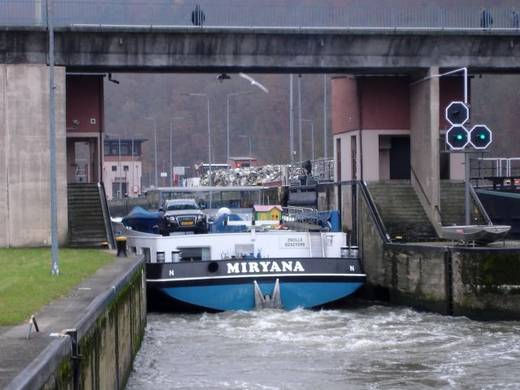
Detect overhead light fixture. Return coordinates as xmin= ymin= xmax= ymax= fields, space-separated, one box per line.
xmin=108 ymin=73 xmax=120 ymax=84
xmin=216 ymin=73 xmax=231 ymax=82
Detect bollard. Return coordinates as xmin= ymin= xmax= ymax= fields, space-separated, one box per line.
xmin=116 ymin=236 xmax=127 ymax=257
xmin=340 ymin=246 xmax=349 ymax=258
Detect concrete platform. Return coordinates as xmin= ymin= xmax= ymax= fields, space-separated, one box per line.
xmin=0 ymin=254 xmax=142 ymax=389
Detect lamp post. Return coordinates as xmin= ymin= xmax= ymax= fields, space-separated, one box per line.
xmin=170 ymin=116 xmax=184 ymax=186
xmin=302 ymin=119 xmax=315 ymax=161
xmin=118 ymin=136 xmax=122 ymax=198
xmin=238 ymin=134 xmax=253 ymax=157
xmin=46 ymin=0 xmax=59 ymax=275
xmin=227 ymin=91 xmax=255 ymax=162
xmin=323 ymin=74 xmax=328 ymax=159
xmin=130 ymin=135 xmax=135 ymax=194
xmin=297 ymin=75 xmax=303 ymax=163
xmin=289 ymin=74 xmax=294 ymax=165
xmin=144 ymin=117 xmax=158 ymax=187
xmin=181 ymin=92 xmax=213 ymax=208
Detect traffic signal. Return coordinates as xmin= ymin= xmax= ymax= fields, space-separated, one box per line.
xmin=445 ymin=101 xmax=469 ymax=125
xmin=469 ymin=125 xmax=492 ymax=149
xmin=446 ymin=125 xmax=469 ymax=150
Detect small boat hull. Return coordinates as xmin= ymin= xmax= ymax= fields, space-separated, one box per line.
xmin=440 ymin=225 xmax=511 ymax=245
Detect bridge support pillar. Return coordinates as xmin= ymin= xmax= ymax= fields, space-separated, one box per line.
xmin=0 ymin=64 xmax=67 ymax=247
xmin=410 ymin=67 xmax=442 ymax=231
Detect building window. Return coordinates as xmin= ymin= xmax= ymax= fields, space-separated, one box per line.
xmin=110 ymin=144 xmax=119 ymax=155
xmin=121 ymin=144 xmax=130 ymax=155
xmin=123 ymin=165 xmax=129 ymax=171
xmin=112 ymin=165 xmax=117 ymax=172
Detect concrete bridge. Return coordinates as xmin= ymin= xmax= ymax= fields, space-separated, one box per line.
xmin=1 ymin=26 xmax=520 ymax=72
xmin=1 ymin=24 xmax=519 ymax=247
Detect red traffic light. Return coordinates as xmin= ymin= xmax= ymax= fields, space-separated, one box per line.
xmin=446 ymin=125 xmax=469 ymax=150
xmin=469 ymin=125 xmax=492 ymax=150
xmin=445 ymin=101 xmax=469 ymax=126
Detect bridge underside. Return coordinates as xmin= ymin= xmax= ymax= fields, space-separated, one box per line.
xmin=1 ymin=26 xmax=519 ymax=247
xmin=2 ymin=26 xmax=520 ymax=73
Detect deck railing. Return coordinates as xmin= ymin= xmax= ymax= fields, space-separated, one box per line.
xmin=2 ymin=1 xmax=520 ymax=30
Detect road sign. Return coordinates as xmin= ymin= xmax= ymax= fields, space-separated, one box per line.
xmin=469 ymin=125 xmax=492 ymax=149
xmin=173 ymin=166 xmax=185 ymax=175
xmin=445 ymin=101 xmax=469 ymax=126
xmin=446 ymin=125 xmax=469 ymax=150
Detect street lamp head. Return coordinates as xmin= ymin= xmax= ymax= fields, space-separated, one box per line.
xmin=238 ymin=73 xmax=269 ymax=94
xmin=181 ymin=92 xmax=207 ymax=97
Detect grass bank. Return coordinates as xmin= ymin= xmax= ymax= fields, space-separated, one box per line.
xmin=0 ymin=248 xmax=114 ymax=326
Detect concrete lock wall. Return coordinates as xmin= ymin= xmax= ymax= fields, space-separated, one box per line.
xmin=384 ymin=244 xmax=450 ymax=315
xmin=357 ymin=190 xmax=520 ymax=319
xmin=451 ymin=248 xmax=520 ymax=320
xmin=358 ymin=188 xmax=388 ymax=291
xmin=410 ymin=67 xmax=441 ymax=229
xmin=38 ymin=262 xmax=146 ymax=389
xmin=0 ymin=64 xmax=68 ymax=247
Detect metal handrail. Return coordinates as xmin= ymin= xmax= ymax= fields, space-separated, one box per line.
xmin=283 ymin=206 xmax=315 ymax=216
xmin=98 ymin=182 xmax=116 ymax=249
xmin=358 ymin=181 xmax=391 ymax=243
xmin=410 ymin=166 xmax=442 ymax=224
xmin=469 ymin=185 xmax=493 ymax=225
xmin=473 ymin=157 xmax=520 ymax=179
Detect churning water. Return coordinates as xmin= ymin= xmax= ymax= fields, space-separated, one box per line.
xmin=126 ymin=305 xmax=520 ymax=389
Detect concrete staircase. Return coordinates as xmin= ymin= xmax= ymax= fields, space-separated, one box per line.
xmin=440 ymin=180 xmax=487 ymax=226
xmin=67 ymin=183 xmax=109 ymax=247
xmin=366 ymin=180 xmax=438 ymax=242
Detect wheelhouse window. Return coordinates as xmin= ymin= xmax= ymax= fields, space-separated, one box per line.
xmin=179 ymin=247 xmax=210 ymax=261
xmin=235 ymin=244 xmax=255 ymax=258
xmin=142 ymin=247 xmax=151 ymax=262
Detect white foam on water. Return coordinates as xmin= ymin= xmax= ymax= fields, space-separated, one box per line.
xmin=127 ymin=307 xmax=520 ymax=390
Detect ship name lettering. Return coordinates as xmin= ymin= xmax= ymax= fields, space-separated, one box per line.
xmin=227 ymin=263 xmax=241 ymax=274
xmin=249 ymin=262 xmax=260 ymax=273
xmin=259 ymin=261 xmax=270 ymax=272
xmin=226 ymin=260 xmax=305 ymax=274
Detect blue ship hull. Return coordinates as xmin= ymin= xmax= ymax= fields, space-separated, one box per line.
xmin=161 ymin=280 xmax=363 ymax=311
xmin=146 ymin=257 xmax=366 ymax=311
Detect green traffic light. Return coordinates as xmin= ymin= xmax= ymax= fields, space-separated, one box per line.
xmin=479 ymin=134 xmax=486 ymax=140
xmin=456 ymin=134 xmax=463 ymax=140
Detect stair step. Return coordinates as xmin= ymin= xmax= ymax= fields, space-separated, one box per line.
xmin=367 ymin=182 xmax=438 ymax=242
xmin=67 ymin=183 xmax=109 ymax=248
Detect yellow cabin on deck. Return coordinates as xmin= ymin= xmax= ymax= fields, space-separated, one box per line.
xmin=253 ymin=205 xmax=283 ymax=222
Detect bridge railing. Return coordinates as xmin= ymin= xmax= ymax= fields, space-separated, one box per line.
xmin=471 ymin=156 xmax=520 ymax=189
xmin=2 ymin=1 xmax=520 ymax=30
